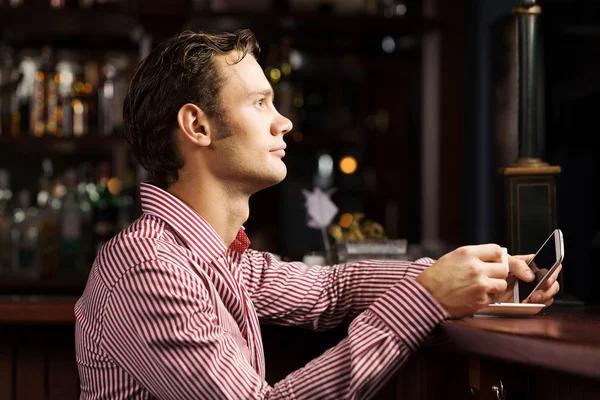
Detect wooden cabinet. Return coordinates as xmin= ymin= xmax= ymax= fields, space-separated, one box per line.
xmin=266 ymin=305 xmax=600 ymax=400
xmin=1 ymin=299 xmax=599 ymax=399
xmin=0 ymin=297 xmax=78 ymax=400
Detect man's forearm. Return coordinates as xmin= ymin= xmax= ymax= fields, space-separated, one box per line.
xmin=270 ymin=278 xmax=446 ymax=399
xmin=344 ymin=257 xmax=436 ymax=318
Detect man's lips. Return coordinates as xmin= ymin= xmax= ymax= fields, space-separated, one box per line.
xmin=270 ymin=144 xmax=287 ymax=156
xmin=270 ymin=144 xmax=287 ymax=151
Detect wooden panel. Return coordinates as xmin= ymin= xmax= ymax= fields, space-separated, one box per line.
xmin=393 ymin=348 xmax=470 ymax=400
xmin=477 ymin=358 xmax=529 ymax=400
xmin=0 ymin=296 xmax=77 ymax=324
xmin=0 ymin=340 xmax=13 ymax=400
xmin=3 ymin=325 xmax=81 ymax=400
xmin=506 ymin=175 xmax=558 ymax=255
xmin=47 ymin=335 xmax=79 ymax=400
xmin=531 ymin=371 xmax=600 ymax=400
xmin=15 ymin=339 xmax=46 ymax=400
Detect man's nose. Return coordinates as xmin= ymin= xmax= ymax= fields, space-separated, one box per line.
xmin=272 ymin=112 xmax=293 ymax=136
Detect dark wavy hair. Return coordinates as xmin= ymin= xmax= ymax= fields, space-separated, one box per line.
xmin=123 ymin=29 xmax=261 ymax=189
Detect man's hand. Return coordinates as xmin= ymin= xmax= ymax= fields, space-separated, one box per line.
xmin=500 ymin=255 xmax=561 ymax=306
xmin=415 ymin=244 xmax=508 ymax=318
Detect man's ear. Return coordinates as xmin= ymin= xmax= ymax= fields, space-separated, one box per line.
xmin=177 ymin=103 xmax=212 ymax=147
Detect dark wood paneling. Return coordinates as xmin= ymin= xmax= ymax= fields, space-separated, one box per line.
xmin=1 ymin=298 xmax=600 ymax=399
xmin=47 ymin=339 xmax=79 ymax=400
xmin=0 ymin=296 xmax=77 ymax=324
xmin=0 ymin=341 xmax=13 ymax=400
xmin=15 ymin=339 xmax=46 ymax=400
xmin=532 ymin=371 xmax=600 ymax=400
xmin=1 ymin=325 xmax=80 ymax=400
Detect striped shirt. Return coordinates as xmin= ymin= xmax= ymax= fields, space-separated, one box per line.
xmin=75 ymin=183 xmax=446 ymax=399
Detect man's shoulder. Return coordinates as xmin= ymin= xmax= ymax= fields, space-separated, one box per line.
xmin=94 ymin=214 xmax=175 ymax=288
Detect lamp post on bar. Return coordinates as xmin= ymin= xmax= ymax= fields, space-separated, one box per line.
xmin=500 ymin=0 xmax=561 ymax=256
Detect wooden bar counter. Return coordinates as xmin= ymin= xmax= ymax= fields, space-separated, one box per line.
xmin=1 ymin=296 xmax=599 ymax=399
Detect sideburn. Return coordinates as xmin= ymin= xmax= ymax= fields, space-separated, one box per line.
xmin=213 ymin=110 xmax=235 ymax=140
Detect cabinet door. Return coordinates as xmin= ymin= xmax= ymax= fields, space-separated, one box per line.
xmin=470 ymin=356 xmax=600 ymax=400
xmin=529 ymin=370 xmax=600 ymax=400
xmin=384 ymin=348 xmax=471 ymax=400
xmin=0 ymin=325 xmax=80 ymax=400
xmin=469 ymin=356 xmax=530 ymax=400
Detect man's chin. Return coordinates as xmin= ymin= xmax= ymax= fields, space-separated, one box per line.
xmin=267 ymin=169 xmax=287 ymax=187
xmin=247 ymin=168 xmax=287 ymax=194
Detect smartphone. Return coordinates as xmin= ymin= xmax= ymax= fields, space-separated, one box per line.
xmin=516 ymin=229 xmax=564 ymax=303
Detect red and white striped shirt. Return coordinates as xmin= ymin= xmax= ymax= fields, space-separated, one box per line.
xmin=75 ymin=183 xmax=446 ymax=399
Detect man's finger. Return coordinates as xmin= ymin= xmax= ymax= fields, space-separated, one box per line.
xmin=530 ymin=281 xmax=560 ymax=303
xmin=509 ymin=257 xmax=535 ymax=282
xmin=545 ymin=264 xmax=562 ymax=288
xmin=512 ymin=254 xmax=534 ymax=263
xmin=482 ymin=262 xmax=509 ymax=279
xmin=487 ymin=277 xmax=508 ymax=295
xmin=467 ymin=244 xmax=503 ymax=262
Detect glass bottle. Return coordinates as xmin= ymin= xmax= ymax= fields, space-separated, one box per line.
xmin=0 ymin=45 xmax=15 ymax=137
xmin=92 ymin=162 xmax=118 ymax=255
xmin=59 ymin=169 xmax=81 ymax=274
xmin=118 ymin=167 xmax=136 ymax=230
xmin=36 ymin=159 xmax=60 ymax=277
xmin=55 ymin=52 xmax=77 ymax=137
xmin=98 ymin=62 xmax=116 ymax=135
xmin=12 ymin=190 xmax=39 ymax=277
xmin=83 ymin=60 xmax=100 ymax=131
xmin=49 ymin=0 xmax=66 ymax=8
xmin=0 ymin=169 xmax=13 ymax=275
xmin=31 ymin=46 xmax=56 ymax=137
xmin=71 ymin=65 xmax=89 ymax=137
xmin=77 ymin=163 xmax=94 ymax=271
xmin=13 ymin=50 xmax=37 ymax=136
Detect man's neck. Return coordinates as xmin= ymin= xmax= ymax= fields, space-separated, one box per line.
xmin=168 ymin=179 xmax=250 ymax=248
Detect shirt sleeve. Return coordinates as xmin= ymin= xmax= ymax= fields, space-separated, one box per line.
xmin=101 ymin=260 xmax=446 ymax=400
xmin=241 ymin=249 xmax=436 ymax=330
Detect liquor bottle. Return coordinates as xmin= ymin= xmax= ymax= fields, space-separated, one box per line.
xmin=31 ymin=46 xmax=56 ymax=137
xmin=0 ymin=46 xmax=15 ymax=137
xmin=12 ymin=190 xmax=39 ymax=277
xmin=55 ymin=53 xmax=77 ymax=137
xmin=71 ymin=66 xmax=89 ymax=137
xmin=59 ymin=169 xmax=81 ymax=274
xmin=98 ymin=55 xmax=128 ymax=135
xmin=79 ymin=0 xmax=94 ymax=8
xmin=49 ymin=0 xmax=66 ymax=9
xmin=92 ymin=162 xmax=118 ymax=255
xmin=36 ymin=159 xmax=60 ymax=277
xmin=117 ymin=167 xmax=136 ymax=230
xmin=98 ymin=62 xmax=116 ymax=135
xmin=83 ymin=60 xmax=100 ymax=131
xmin=77 ymin=163 xmax=94 ymax=271
xmin=13 ymin=50 xmax=36 ymax=135
xmin=0 ymin=169 xmax=13 ymax=275
xmin=45 ymin=50 xmax=59 ymax=135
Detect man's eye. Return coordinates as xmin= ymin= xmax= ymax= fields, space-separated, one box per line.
xmin=256 ymin=99 xmax=265 ymax=107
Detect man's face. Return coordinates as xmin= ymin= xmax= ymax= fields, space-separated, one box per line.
xmin=205 ymin=51 xmax=293 ymax=193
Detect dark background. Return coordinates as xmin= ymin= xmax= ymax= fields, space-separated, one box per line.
xmin=0 ymin=0 xmax=599 ymax=304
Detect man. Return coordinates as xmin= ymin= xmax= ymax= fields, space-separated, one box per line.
xmin=75 ymin=30 xmax=560 ymax=399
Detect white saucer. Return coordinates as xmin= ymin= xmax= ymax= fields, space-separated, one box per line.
xmin=474 ymin=302 xmax=546 ymax=317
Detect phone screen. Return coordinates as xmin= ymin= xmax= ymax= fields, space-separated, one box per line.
xmin=517 ymin=231 xmax=561 ymax=302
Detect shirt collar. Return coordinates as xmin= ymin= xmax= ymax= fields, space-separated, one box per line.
xmin=139 ymin=182 xmax=250 ymax=263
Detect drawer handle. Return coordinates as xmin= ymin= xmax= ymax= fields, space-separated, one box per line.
xmin=492 ymin=380 xmax=506 ymax=400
